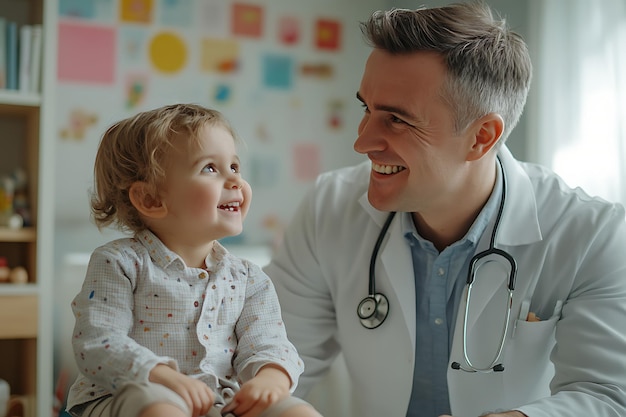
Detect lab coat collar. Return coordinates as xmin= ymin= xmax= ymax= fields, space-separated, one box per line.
xmin=495 ymin=145 xmax=543 ymax=246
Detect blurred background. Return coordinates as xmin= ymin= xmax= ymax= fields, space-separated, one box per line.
xmin=44 ymin=0 xmax=625 ymax=415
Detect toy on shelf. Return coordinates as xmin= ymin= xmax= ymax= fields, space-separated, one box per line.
xmin=0 ymin=176 xmax=15 ymax=228
xmin=0 ymin=257 xmax=9 ymax=282
xmin=11 ymin=168 xmax=32 ymax=228
xmin=0 ymin=257 xmax=28 ymax=284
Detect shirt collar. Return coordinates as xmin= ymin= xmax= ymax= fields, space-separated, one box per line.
xmin=135 ymin=229 xmax=185 ymax=270
xmin=401 ymin=160 xmax=503 ymax=248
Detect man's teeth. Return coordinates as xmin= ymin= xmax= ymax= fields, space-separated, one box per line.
xmin=372 ymin=162 xmax=406 ymax=175
xmin=219 ymin=202 xmax=240 ymax=211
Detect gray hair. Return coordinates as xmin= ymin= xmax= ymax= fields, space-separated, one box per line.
xmin=360 ymin=0 xmax=532 ymax=143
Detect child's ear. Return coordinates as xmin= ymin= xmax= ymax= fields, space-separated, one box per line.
xmin=129 ymin=181 xmax=167 ymax=219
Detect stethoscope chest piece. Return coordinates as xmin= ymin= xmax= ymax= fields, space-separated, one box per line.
xmin=358 ymin=293 xmax=389 ymax=329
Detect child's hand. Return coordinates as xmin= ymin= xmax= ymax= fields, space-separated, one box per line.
xmin=150 ymin=364 xmax=215 ymax=417
xmin=221 ymin=365 xmax=291 ymax=417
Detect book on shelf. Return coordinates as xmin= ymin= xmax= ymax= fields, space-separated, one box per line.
xmin=0 ymin=22 xmax=43 ymax=94
xmin=19 ymin=24 xmax=32 ymax=92
xmin=0 ymin=17 xmax=6 ymax=89
xmin=29 ymin=24 xmax=43 ymax=93
xmin=6 ymin=20 xmax=18 ymax=90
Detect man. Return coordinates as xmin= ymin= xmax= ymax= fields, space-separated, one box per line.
xmin=264 ymin=2 xmax=626 ymax=417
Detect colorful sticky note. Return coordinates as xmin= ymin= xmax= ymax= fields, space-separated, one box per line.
xmin=120 ymin=0 xmax=154 ymax=24
xmin=158 ymin=0 xmax=193 ymax=27
xmin=315 ymin=18 xmax=341 ymax=51
xmin=57 ymin=22 xmax=116 ymax=84
xmin=262 ymin=54 xmax=293 ymax=89
xmin=200 ymin=38 xmax=239 ymax=73
xmin=198 ymin=1 xmax=229 ymax=36
xmin=293 ymin=143 xmax=321 ymax=181
xmin=278 ymin=16 xmax=300 ymax=45
xmin=59 ymin=0 xmax=114 ymax=19
xmin=232 ymin=3 xmax=264 ymax=38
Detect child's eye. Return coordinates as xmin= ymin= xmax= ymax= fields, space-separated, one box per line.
xmin=231 ymin=164 xmax=241 ymax=174
xmin=201 ymin=163 xmax=217 ymax=173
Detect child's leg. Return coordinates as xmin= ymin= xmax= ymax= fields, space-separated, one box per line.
xmin=257 ymin=397 xmax=323 ymax=417
xmin=75 ymin=382 xmax=190 ymax=417
xmin=139 ymin=403 xmax=187 ymax=417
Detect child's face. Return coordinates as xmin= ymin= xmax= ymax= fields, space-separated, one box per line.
xmin=158 ymin=123 xmax=251 ymax=243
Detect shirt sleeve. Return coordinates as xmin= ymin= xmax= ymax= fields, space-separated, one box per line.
xmin=231 ymin=260 xmax=304 ymax=391
xmin=71 ymin=244 xmax=177 ymax=392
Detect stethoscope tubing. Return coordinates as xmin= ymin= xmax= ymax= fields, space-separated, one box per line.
xmin=359 ymin=157 xmax=517 ymax=373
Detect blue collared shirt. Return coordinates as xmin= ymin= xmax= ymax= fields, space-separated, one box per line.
xmin=405 ymin=171 xmax=503 ymax=417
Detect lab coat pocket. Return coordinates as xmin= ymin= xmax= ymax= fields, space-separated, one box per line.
xmin=502 ymin=309 xmax=560 ymax=406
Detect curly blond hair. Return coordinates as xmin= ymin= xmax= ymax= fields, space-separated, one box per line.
xmin=91 ymin=103 xmax=239 ymax=233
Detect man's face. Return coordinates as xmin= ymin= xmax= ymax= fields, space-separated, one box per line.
xmin=354 ymin=49 xmax=476 ymax=216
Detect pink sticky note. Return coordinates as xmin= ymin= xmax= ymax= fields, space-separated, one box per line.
xmin=58 ymin=22 xmax=116 ymax=84
xmin=293 ymin=143 xmax=320 ymax=181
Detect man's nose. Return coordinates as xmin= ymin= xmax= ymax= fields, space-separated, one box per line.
xmin=354 ymin=118 xmax=386 ymax=154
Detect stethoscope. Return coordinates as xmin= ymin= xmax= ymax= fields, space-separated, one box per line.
xmin=357 ymin=157 xmax=517 ymax=373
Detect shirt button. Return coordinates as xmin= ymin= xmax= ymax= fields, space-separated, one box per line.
xmin=437 ymin=268 xmax=445 ymax=276
xmin=434 ymin=318 xmax=443 ymax=325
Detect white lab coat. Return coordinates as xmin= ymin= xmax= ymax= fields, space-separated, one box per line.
xmin=265 ymin=146 xmax=626 ymax=417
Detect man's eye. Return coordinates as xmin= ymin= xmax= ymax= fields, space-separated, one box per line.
xmin=360 ymin=103 xmax=370 ymax=113
xmin=391 ymin=115 xmax=405 ymax=124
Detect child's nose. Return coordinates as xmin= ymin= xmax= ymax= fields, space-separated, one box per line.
xmin=228 ymin=178 xmax=243 ymax=189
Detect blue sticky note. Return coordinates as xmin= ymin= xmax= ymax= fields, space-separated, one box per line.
xmin=262 ymin=54 xmax=293 ymax=89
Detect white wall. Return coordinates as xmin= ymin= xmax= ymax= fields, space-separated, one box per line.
xmin=53 ymin=0 xmax=385 ymax=267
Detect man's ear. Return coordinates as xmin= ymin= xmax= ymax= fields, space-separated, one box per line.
xmin=129 ymin=181 xmax=168 ymax=219
xmin=466 ymin=113 xmax=504 ymax=161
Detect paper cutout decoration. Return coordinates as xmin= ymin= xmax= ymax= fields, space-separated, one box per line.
xmin=126 ymin=73 xmax=149 ymax=108
xmin=120 ymin=0 xmax=154 ymax=24
xmin=327 ymin=99 xmax=344 ymax=129
xmin=198 ymin=1 xmax=229 ymax=36
xmin=119 ymin=27 xmax=147 ymax=64
xmin=57 ymin=22 xmax=116 ymax=84
xmin=213 ymin=83 xmax=232 ymax=104
xmin=278 ymin=16 xmax=300 ymax=45
xmin=59 ymin=0 xmax=114 ymax=19
xmin=300 ymin=62 xmax=333 ymax=78
xmin=232 ymin=3 xmax=263 ymax=38
xmin=149 ymin=31 xmax=187 ymax=74
xmin=293 ymin=143 xmax=320 ymax=181
xmin=249 ymin=155 xmax=280 ymax=188
xmin=315 ymin=18 xmax=341 ymax=51
xmin=262 ymin=54 xmax=293 ymax=89
xmin=158 ymin=0 xmax=193 ymax=27
xmin=200 ymin=38 xmax=239 ymax=74
xmin=59 ymin=109 xmax=99 ymax=141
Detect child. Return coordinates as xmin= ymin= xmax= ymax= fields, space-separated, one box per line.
xmin=66 ymin=104 xmax=323 ymax=417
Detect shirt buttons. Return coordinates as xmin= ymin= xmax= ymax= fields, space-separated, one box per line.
xmin=437 ymin=268 xmax=445 ymax=276
xmin=434 ymin=318 xmax=443 ymax=325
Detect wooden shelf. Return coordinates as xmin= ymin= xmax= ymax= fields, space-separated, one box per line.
xmin=0 ymin=0 xmax=55 ymax=413
xmin=0 ymin=90 xmax=42 ymax=108
xmin=0 ymin=227 xmax=37 ymax=242
xmin=0 ymin=295 xmax=38 ymax=338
